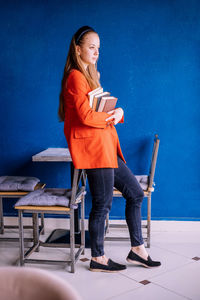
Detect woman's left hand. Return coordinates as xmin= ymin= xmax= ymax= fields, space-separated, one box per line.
xmin=105 ymin=108 xmax=124 ymax=125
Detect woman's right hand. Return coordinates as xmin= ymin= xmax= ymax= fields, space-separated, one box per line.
xmin=105 ymin=108 xmax=124 ymax=125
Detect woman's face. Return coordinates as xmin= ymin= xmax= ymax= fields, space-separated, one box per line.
xmin=76 ymin=32 xmax=100 ymax=69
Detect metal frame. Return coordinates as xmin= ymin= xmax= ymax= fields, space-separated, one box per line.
xmin=104 ymin=134 xmax=160 ymax=248
xmin=0 ymin=183 xmax=45 ymax=241
xmin=16 ymin=169 xmax=87 ymax=273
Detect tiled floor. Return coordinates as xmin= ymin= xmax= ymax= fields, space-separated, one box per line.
xmin=0 ymin=217 xmax=200 ymax=300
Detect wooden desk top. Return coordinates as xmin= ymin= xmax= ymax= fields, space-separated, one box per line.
xmin=32 ymin=148 xmax=72 ymax=162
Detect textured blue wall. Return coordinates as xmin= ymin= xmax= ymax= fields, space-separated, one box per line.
xmin=0 ymin=0 xmax=200 ymax=220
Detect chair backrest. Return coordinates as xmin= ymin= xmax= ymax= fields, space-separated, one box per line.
xmin=70 ymin=169 xmax=87 ymax=207
xmin=148 ymin=134 xmax=160 ymax=190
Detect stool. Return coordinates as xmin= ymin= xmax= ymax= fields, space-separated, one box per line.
xmin=15 ymin=169 xmax=86 ymax=273
xmin=0 ymin=176 xmax=45 ymax=241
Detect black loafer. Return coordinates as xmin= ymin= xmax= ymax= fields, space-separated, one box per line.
xmin=126 ymin=250 xmax=161 ymax=268
xmin=89 ymin=259 xmax=127 ymax=273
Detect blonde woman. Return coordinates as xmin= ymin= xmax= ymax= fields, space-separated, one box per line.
xmin=58 ymin=26 xmax=161 ymax=272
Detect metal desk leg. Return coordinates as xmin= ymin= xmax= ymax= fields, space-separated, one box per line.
xmin=70 ymin=210 xmax=75 ymax=273
xmin=33 ymin=213 xmax=40 ymax=252
xmin=81 ymin=192 xmax=85 ymax=255
xmin=147 ymin=194 xmax=151 ymax=248
xmin=18 ymin=210 xmax=25 ymax=266
xmin=40 ymin=213 xmax=45 ymax=235
xmin=70 ymin=163 xmax=80 ymax=234
xmin=0 ymin=197 xmax=4 ymax=234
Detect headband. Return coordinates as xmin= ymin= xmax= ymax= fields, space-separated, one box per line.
xmin=75 ymin=26 xmax=95 ymax=45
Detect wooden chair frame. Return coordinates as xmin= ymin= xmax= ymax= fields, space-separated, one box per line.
xmin=15 ymin=169 xmax=87 ymax=273
xmin=104 ymin=134 xmax=160 ymax=248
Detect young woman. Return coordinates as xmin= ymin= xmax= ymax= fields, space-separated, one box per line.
xmin=58 ymin=26 xmax=161 ymax=272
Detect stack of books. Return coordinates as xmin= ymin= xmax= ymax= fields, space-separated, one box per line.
xmin=88 ymin=87 xmax=118 ymax=112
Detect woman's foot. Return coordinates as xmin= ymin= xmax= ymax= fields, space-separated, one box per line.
xmin=127 ymin=247 xmax=161 ymax=268
xmin=131 ymin=244 xmax=148 ymax=260
xmin=90 ymin=255 xmax=126 ymax=273
xmin=89 ymin=259 xmax=127 ymax=273
xmin=91 ymin=255 xmax=108 ymax=265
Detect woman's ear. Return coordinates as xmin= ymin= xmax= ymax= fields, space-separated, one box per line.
xmin=76 ymin=45 xmax=81 ymax=56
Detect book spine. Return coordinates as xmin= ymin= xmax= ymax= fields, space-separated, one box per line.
xmin=95 ymin=97 xmax=102 ymax=111
xmin=89 ymin=95 xmax=93 ymax=107
xmin=92 ymin=96 xmax=98 ymax=110
xmin=97 ymin=99 xmax=106 ymax=112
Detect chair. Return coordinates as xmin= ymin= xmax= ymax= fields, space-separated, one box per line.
xmin=15 ymin=169 xmax=87 ymax=273
xmin=0 ymin=177 xmax=45 ymax=241
xmin=0 ymin=266 xmax=81 ymax=300
xmin=104 ymin=134 xmax=160 ymax=248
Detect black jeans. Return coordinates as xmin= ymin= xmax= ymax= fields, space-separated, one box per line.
xmin=86 ymin=156 xmax=144 ymax=257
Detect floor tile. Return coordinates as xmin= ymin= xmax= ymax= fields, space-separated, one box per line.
xmin=152 ymin=231 xmax=200 ymax=258
xmin=152 ymin=261 xmax=200 ymax=300
xmin=106 ymin=282 xmax=188 ymax=300
xmin=0 ymin=243 xmax=19 ymax=266
xmin=151 ymin=221 xmax=200 ymax=233
xmin=54 ymin=267 xmax=140 ymax=300
xmin=120 ymin=246 xmax=192 ymax=282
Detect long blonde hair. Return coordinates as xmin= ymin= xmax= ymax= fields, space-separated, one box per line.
xmin=58 ymin=27 xmax=100 ymax=122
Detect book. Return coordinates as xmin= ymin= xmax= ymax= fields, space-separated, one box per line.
xmin=88 ymin=88 xmax=118 ymax=112
xmin=88 ymin=87 xmax=103 ymax=107
xmin=97 ymin=96 xmax=118 ymax=113
xmin=92 ymin=92 xmax=110 ymax=111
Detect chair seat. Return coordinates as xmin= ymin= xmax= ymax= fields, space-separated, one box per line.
xmin=113 ymin=188 xmax=151 ymax=197
xmin=14 ymin=187 xmax=86 ymax=210
xmin=135 ymin=175 xmax=149 ymax=190
xmin=0 ymin=183 xmax=46 ymax=196
xmin=0 ymin=176 xmax=40 ymax=192
xmin=0 ymin=181 xmax=46 ymax=239
xmin=14 ymin=188 xmax=74 ymax=208
xmin=113 ymin=174 xmax=152 ymax=197
xmin=15 ymin=205 xmax=70 ymax=212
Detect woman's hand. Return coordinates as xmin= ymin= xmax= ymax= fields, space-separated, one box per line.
xmin=105 ymin=108 xmax=124 ymax=125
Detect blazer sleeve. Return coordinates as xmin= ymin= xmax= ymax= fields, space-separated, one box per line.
xmin=65 ymin=70 xmax=110 ymax=129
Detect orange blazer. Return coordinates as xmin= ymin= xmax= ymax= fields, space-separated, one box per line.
xmin=63 ymin=69 xmax=126 ymax=169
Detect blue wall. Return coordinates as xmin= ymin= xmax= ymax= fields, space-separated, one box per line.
xmin=0 ymin=0 xmax=200 ymax=220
